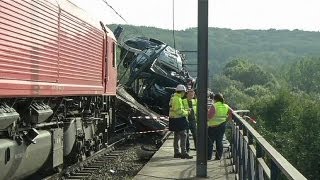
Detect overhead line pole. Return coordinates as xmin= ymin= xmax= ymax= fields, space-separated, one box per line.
xmin=172 ymin=0 xmax=176 ymax=49
xmin=196 ymin=0 xmax=208 ymax=177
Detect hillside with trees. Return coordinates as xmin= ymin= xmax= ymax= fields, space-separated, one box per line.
xmin=109 ymin=24 xmax=320 ymax=76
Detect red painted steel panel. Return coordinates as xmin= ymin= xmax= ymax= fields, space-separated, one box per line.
xmin=58 ymin=2 xmax=104 ymax=86
xmin=0 ymin=0 xmax=59 ymax=82
xmin=0 ymin=0 xmax=116 ymax=97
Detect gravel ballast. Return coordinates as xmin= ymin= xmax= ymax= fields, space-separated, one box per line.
xmin=88 ymin=134 xmax=161 ymax=180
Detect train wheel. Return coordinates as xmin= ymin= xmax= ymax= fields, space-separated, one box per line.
xmin=79 ymin=153 xmax=86 ymax=162
xmin=54 ymin=165 xmax=63 ymax=173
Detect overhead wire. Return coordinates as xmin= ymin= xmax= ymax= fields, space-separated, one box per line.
xmin=101 ymin=0 xmax=146 ymax=38
xmin=101 ymin=0 xmax=128 ymax=23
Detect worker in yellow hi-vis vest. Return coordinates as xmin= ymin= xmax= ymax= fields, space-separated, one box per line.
xmin=169 ymin=84 xmax=193 ymax=159
xmin=182 ymin=89 xmax=197 ymax=151
xmin=207 ymin=93 xmax=232 ymax=160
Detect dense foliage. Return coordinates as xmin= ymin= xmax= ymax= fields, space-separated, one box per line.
xmin=285 ymin=58 xmax=320 ymax=94
xmin=249 ymin=90 xmax=320 ymax=179
xmin=110 ymin=24 xmax=320 ymax=179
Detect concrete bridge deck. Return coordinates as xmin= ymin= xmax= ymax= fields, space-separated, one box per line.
xmin=134 ymin=134 xmax=235 ymax=180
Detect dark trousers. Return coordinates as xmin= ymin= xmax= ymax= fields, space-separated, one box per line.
xmin=208 ymin=122 xmax=226 ymax=160
xmin=186 ymin=119 xmax=197 ymax=150
xmin=174 ymin=130 xmax=187 ymax=154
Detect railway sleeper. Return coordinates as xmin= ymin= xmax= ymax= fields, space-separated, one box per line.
xmin=66 ymin=175 xmax=87 ymax=179
xmin=107 ymin=153 xmax=120 ymax=156
xmin=89 ymin=163 xmax=105 ymax=167
xmin=96 ymin=157 xmax=111 ymax=160
xmin=81 ymin=169 xmax=96 ymax=173
xmin=82 ymin=167 xmax=99 ymax=171
xmin=104 ymin=155 xmax=117 ymax=158
xmin=71 ymin=172 xmax=92 ymax=176
xmin=93 ymin=160 xmax=108 ymax=163
xmin=84 ymin=165 xmax=100 ymax=169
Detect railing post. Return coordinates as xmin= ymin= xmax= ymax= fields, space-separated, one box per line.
xmin=255 ymin=143 xmax=263 ymax=180
xmin=231 ymin=121 xmax=236 ymax=172
xmin=231 ymin=122 xmax=237 ymax=172
xmin=271 ymin=160 xmax=280 ymax=180
xmin=247 ymin=133 xmax=254 ymax=180
xmin=239 ymin=123 xmax=244 ymax=180
xmin=236 ymin=123 xmax=240 ymax=175
xmin=242 ymin=128 xmax=248 ymax=179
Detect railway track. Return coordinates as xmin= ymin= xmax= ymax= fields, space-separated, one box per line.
xmin=45 ymin=137 xmax=128 ymax=180
xmin=43 ymin=130 xmax=170 ymax=180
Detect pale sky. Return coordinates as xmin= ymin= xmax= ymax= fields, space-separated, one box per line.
xmin=71 ymin=0 xmax=320 ymax=31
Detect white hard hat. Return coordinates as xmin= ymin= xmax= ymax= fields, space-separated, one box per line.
xmin=176 ymin=84 xmax=186 ymax=92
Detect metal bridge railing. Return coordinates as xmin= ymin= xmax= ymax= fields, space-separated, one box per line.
xmin=230 ymin=112 xmax=307 ymax=180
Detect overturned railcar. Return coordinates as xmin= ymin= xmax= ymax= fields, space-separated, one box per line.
xmin=118 ymin=36 xmax=195 ymax=115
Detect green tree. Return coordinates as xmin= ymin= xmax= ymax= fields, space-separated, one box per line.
xmin=223 ymin=59 xmax=277 ymax=87
xmin=210 ymin=75 xmax=244 ymax=93
xmin=223 ymin=86 xmax=253 ymax=109
xmin=244 ymin=85 xmax=271 ymax=97
xmin=249 ymin=90 xmax=320 ymax=179
xmin=286 ymin=58 xmax=320 ymax=94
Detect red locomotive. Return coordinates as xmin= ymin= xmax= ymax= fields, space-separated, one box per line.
xmin=0 ymin=0 xmax=117 ymax=179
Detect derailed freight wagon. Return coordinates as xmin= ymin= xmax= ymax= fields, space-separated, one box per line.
xmin=0 ymin=0 xmax=117 ymax=179
xmin=118 ymin=36 xmax=195 ymax=115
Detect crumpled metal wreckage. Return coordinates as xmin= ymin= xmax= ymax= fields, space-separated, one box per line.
xmin=117 ymin=34 xmax=195 ymax=115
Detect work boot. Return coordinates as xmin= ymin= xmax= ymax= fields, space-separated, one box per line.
xmin=215 ymin=153 xmax=222 ymax=160
xmin=174 ymin=153 xmax=182 ymax=158
xmin=181 ymin=153 xmax=193 ymax=159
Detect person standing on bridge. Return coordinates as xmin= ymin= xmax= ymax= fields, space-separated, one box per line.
xmin=183 ymin=88 xmax=197 ymax=151
xmin=207 ymin=93 xmax=232 ymax=160
xmin=169 ymin=84 xmax=193 ymax=159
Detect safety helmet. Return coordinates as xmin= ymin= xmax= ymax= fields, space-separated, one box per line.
xmin=214 ymin=93 xmax=224 ymax=103
xmin=175 ymin=84 xmax=186 ymax=92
